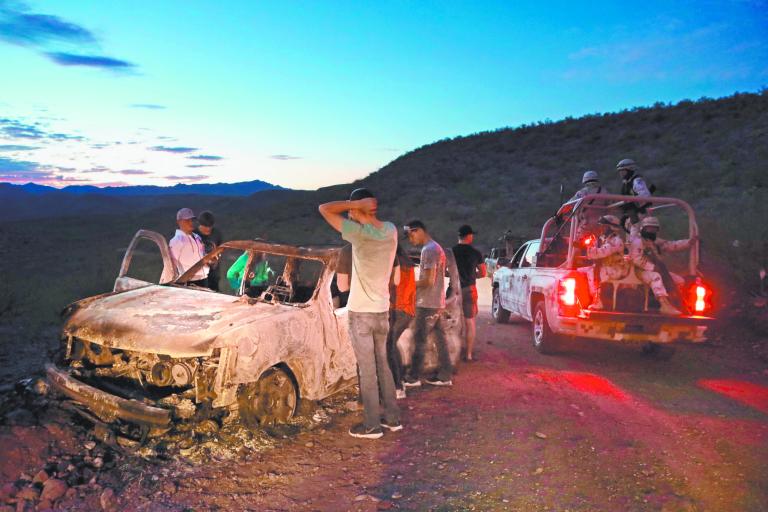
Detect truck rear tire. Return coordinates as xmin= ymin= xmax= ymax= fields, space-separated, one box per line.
xmin=532 ymin=301 xmax=560 ymax=354
xmin=492 ymin=287 xmax=510 ymax=324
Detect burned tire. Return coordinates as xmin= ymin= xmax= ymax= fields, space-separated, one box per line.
xmin=532 ymin=301 xmax=560 ymax=355
xmin=492 ymin=287 xmax=511 ymax=324
xmin=641 ymin=343 xmax=676 ymax=361
xmin=238 ymin=367 xmax=298 ymax=429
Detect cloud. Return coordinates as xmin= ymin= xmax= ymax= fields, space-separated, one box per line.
xmin=187 ymin=154 xmax=223 ymax=161
xmin=560 ymin=21 xmax=765 ymax=84
xmin=111 ymin=169 xmax=153 ymax=175
xmin=150 ymin=145 xmax=198 ymax=154
xmin=0 ymin=3 xmax=137 ymax=72
xmin=0 ymin=5 xmax=95 ymax=47
xmin=81 ymin=167 xmax=109 ymax=173
xmin=45 ymin=52 xmax=136 ymax=70
xmin=55 ymin=175 xmax=90 ymax=183
xmin=0 ymin=155 xmax=56 ymax=182
xmin=0 ymin=144 xmax=39 ymax=151
xmin=129 ymin=103 xmax=166 ymax=110
xmin=0 ymin=117 xmax=45 ymax=139
xmin=0 ymin=117 xmax=84 ymax=141
xmin=186 ymin=164 xmax=215 ymax=168
xmin=270 ymin=154 xmax=302 ymax=160
xmin=163 ymin=174 xmax=209 ymax=182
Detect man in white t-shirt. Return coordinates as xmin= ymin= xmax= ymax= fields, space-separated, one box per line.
xmin=169 ymin=208 xmax=208 ymax=286
xmin=319 ymin=188 xmax=400 ymax=440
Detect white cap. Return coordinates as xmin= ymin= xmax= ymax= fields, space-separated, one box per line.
xmin=176 ymin=208 xmax=196 ymax=221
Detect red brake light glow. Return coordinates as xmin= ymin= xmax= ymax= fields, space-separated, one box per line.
xmin=689 ymin=281 xmax=712 ymax=314
xmin=695 ymin=286 xmax=706 ymax=312
xmin=560 ymin=278 xmax=576 ymax=307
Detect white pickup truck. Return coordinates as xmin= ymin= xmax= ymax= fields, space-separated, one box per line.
xmin=491 ymin=194 xmax=715 ymax=358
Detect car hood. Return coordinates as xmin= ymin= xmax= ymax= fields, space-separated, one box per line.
xmin=62 ymin=285 xmax=289 ymax=357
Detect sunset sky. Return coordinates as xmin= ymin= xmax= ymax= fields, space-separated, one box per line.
xmin=1 ymin=0 xmax=766 ymax=189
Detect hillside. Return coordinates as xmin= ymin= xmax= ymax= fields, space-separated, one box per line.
xmin=1 ymin=91 xmax=766 ymax=339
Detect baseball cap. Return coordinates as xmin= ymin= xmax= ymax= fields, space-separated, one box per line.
xmin=198 ymin=210 xmax=215 ymax=227
xmin=176 ymin=208 xmax=196 ymax=221
xmin=349 ymin=188 xmax=375 ymax=201
xmin=403 ymin=219 xmax=426 ymax=233
xmin=458 ymin=224 xmax=475 ymax=237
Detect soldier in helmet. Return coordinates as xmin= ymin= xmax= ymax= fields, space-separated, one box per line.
xmin=616 ymin=158 xmax=655 ymax=227
xmin=569 ymin=170 xmax=604 ymax=202
xmin=585 ymin=215 xmax=630 ymax=310
xmin=629 ymin=216 xmax=696 ymax=315
xmin=569 ymin=170 xmax=608 ymax=241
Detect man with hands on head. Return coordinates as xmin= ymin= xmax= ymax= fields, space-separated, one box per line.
xmin=318 ymin=189 xmax=400 ymax=440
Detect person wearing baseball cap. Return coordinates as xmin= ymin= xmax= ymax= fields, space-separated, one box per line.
xmin=403 ymin=220 xmax=454 ymax=387
xmin=452 ymin=225 xmax=486 ymax=361
xmin=169 ymin=208 xmax=209 ymax=286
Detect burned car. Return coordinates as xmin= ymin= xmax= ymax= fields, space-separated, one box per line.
xmin=47 ymin=230 xmax=463 ymax=440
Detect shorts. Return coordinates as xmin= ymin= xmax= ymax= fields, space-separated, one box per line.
xmin=461 ymin=285 xmax=478 ymax=319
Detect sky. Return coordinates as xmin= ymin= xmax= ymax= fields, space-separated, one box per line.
xmin=0 ymin=0 xmax=766 ymax=190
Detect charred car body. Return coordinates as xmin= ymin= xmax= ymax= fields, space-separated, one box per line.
xmin=47 ymin=230 xmax=464 ymax=439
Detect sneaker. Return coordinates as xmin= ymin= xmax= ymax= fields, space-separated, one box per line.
xmin=380 ymin=420 xmax=403 ymax=432
xmin=403 ymin=378 xmax=421 ymax=388
xmin=396 ymin=388 xmax=407 ymax=399
xmin=425 ymin=378 xmax=453 ymax=387
xmin=348 ymin=423 xmax=384 ymax=439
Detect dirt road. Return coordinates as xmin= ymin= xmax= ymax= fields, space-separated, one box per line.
xmin=2 ymin=279 xmax=768 ymax=511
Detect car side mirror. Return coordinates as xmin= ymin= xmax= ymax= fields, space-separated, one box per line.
xmin=497 ymin=257 xmax=511 ymax=267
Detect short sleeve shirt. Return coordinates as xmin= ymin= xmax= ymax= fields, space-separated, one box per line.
xmin=452 ymin=243 xmax=483 ymax=288
xmin=341 ymin=219 xmax=397 ymax=313
xmin=417 ymin=240 xmax=446 ymax=309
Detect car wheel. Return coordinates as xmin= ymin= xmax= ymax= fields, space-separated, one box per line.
xmin=238 ymin=367 xmax=298 ymax=428
xmin=641 ymin=342 xmax=676 ymax=360
xmin=532 ymin=301 xmax=560 ymax=354
xmin=492 ymin=287 xmax=510 ymax=324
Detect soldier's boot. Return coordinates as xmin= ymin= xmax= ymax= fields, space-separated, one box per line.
xmin=658 ymin=296 xmax=682 ymax=316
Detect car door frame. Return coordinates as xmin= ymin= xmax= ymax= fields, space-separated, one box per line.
xmin=513 ymin=241 xmax=540 ymax=316
xmin=114 ymin=229 xmax=177 ymax=292
xmin=502 ymin=242 xmax=529 ymax=314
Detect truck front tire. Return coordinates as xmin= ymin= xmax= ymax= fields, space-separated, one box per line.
xmin=532 ymin=301 xmax=560 ymax=354
xmin=492 ymin=287 xmax=511 ymax=324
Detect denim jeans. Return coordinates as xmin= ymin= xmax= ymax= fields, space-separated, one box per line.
xmin=348 ymin=311 xmax=400 ymax=428
xmin=387 ymin=309 xmax=413 ymax=391
xmin=409 ymin=307 xmax=453 ymax=382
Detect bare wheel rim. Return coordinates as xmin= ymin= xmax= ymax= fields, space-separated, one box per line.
xmin=533 ymin=310 xmax=544 ymax=346
xmin=255 ymin=369 xmax=297 ymax=426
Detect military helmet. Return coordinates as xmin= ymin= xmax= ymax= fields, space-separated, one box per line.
xmin=582 ymin=170 xmax=599 ymax=184
xmin=640 ymin=216 xmax=661 ymax=229
xmin=598 ymin=214 xmax=621 ymax=227
xmin=616 ymin=158 xmax=637 ymax=172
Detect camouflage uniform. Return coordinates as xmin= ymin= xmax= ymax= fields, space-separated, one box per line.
xmin=570 ymin=171 xmax=608 ymax=239
xmin=584 ymin=215 xmax=629 ymax=309
xmin=629 ymin=229 xmax=691 ymax=298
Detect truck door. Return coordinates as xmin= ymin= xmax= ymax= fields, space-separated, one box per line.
xmin=114 ymin=230 xmax=177 ymax=292
xmin=503 ymin=243 xmax=529 ymax=314
xmin=513 ymin=241 xmax=540 ymax=316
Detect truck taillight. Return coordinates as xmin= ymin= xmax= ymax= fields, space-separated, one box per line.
xmin=690 ymin=281 xmax=712 ymax=314
xmin=559 ymin=278 xmax=576 ymax=306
